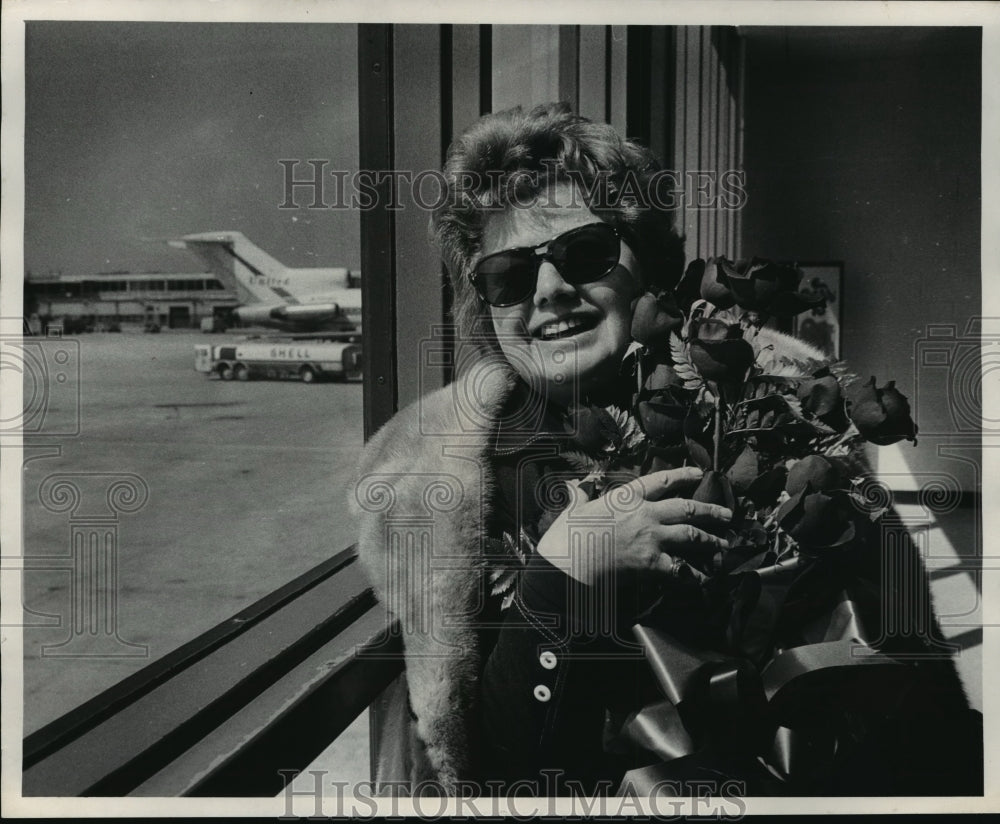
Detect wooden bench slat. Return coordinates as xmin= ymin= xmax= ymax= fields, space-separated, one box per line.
xmin=23 ymin=552 xmax=375 ymax=796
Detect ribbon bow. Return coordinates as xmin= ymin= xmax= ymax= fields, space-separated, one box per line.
xmin=615 ymin=612 xmax=911 ymax=794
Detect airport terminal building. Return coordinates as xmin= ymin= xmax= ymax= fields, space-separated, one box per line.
xmin=25 ymin=271 xmax=239 ymax=332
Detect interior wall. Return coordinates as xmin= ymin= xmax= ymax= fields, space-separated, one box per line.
xmin=740 ymin=27 xmax=981 ymax=490
xmin=492 ymin=26 xmax=561 ymax=112
xmin=671 ymin=27 xmax=744 ymax=262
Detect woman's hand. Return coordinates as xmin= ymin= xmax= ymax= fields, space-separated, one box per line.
xmin=536 ymin=466 xmax=731 ymax=587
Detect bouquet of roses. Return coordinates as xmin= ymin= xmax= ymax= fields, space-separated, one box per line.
xmin=493 ymin=256 xmax=919 ymax=662
xmin=488 ymin=256 xmax=928 ymax=787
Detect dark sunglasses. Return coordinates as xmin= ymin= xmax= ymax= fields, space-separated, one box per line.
xmin=469 ymin=222 xmax=622 ymax=307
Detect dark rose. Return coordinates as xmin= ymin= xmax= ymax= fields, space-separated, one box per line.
xmin=719 ymin=257 xmax=825 ymax=316
xmin=796 ymin=369 xmax=843 ymax=419
xmin=638 ymin=388 xmax=689 ymax=444
xmin=847 ymin=377 xmax=919 ymax=446
xmin=631 ymin=292 xmax=684 ymax=345
xmin=565 ymin=404 xmax=621 ymax=454
xmin=688 ymin=317 xmax=755 ymax=384
xmin=692 ymin=470 xmax=737 ymax=511
xmin=719 ymin=258 xmax=796 ymax=313
xmin=785 ymin=455 xmax=841 ymax=497
xmin=699 ymin=259 xmax=737 ymax=308
xmin=726 ymin=445 xmax=759 ymax=492
xmin=643 ymin=360 xmax=682 ymax=392
xmin=776 ymin=484 xmax=857 ymax=552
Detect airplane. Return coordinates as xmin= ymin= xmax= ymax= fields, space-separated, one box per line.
xmin=169 ymin=231 xmax=362 ymax=334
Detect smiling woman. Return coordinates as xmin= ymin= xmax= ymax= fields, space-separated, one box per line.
xmin=479 ymin=199 xmax=642 ymax=406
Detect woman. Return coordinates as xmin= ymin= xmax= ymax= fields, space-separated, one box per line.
xmin=351 ymin=103 xmax=979 ymax=796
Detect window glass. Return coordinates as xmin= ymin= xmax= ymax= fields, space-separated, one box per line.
xmin=22 ymin=22 xmax=363 ymax=749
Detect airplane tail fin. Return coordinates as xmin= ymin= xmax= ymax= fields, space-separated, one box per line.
xmin=170 ymin=231 xmax=294 ymax=305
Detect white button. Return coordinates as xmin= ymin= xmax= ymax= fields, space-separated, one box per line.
xmin=539 ymin=651 xmax=557 ymax=670
xmin=533 ymin=684 xmax=551 ymax=702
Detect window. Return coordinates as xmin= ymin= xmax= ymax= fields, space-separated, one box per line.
xmin=21 ymin=21 xmax=363 ymax=754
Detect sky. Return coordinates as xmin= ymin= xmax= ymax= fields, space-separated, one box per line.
xmin=24 ymin=21 xmax=360 ymax=276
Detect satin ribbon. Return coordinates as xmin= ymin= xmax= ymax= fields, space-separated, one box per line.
xmin=616 ymin=599 xmax=909 ymax=793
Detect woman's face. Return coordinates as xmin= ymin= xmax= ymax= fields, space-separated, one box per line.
xmin=478 ymin=182 xmax=642 ymax=407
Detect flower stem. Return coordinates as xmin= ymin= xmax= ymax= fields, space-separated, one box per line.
xmin=713 ymin=390 xmax=722 ymax=472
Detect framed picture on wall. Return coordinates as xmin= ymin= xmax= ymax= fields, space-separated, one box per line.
xmin=792 ymin=262 xmax=843 ymax=360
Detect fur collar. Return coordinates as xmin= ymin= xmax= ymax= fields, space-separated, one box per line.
xmin=350 ymin=359 xmax=519 ymax=787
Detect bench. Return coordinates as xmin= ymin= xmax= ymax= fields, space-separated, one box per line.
xmin=22 ymin=546 xmax=402 ymax=797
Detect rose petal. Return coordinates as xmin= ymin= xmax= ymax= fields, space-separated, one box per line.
xmin=797 ymin=372 xmax=842 ymax=418
xmin=690 ymin=338 xmax=755 ymax=383
xmin=726 ymin=445 xmax=760 ymax=492
xmin=719 ymin=258 xmax=807 ymax=314
xmin=643 ymin=361 xmax=682 ymax=392
xmin=638 ymin=400 xmax=687 ymax=443
xmin=631 ymin=292 xmax=683 ymax=345
xmin=848 ymin=376 xmax=918 ymax=446
xmin=786 ymin=455 xmax=841 ymax=496
xmin=699 ymin=259 xmax=736 ymax=308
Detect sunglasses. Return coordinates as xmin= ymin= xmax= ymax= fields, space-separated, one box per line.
xmin=469 ymin=222 xmax=622 ymax=307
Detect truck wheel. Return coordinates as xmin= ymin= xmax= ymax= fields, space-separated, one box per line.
xmin=234 ymin=364 xmax=249 ymax=382
xmin=300 ymin=366 xmax=316 ymax=384
xmin=219 ymin=365 xmax=234 ymax=381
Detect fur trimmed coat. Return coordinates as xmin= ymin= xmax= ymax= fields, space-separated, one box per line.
xmin=349 ymin=331 xmax=979 ymax=795
xmin=350 ymin=355 xmax=518 ymax=789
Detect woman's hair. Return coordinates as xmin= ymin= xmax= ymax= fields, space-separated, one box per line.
xmin=432 ymin=102 xmax=686 ymax=347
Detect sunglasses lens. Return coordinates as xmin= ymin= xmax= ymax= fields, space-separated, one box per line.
xmin=471 ymin=223 xmax=621 ymax=307
xmin=553 ymin=225 xmax=620 ymax=284
xmin=474 ymin=253 xmax=536 ymax=307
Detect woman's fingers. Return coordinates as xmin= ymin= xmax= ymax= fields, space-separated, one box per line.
xmin=653 ymin=523 xmax=730 ymax=557
xmin=650 ymin=497 xmax=733 ymax=528
xmin=633 ymin=466 xmax=705 ymax=502
xmin=651 ymin=551 xmax=709 ymax=582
